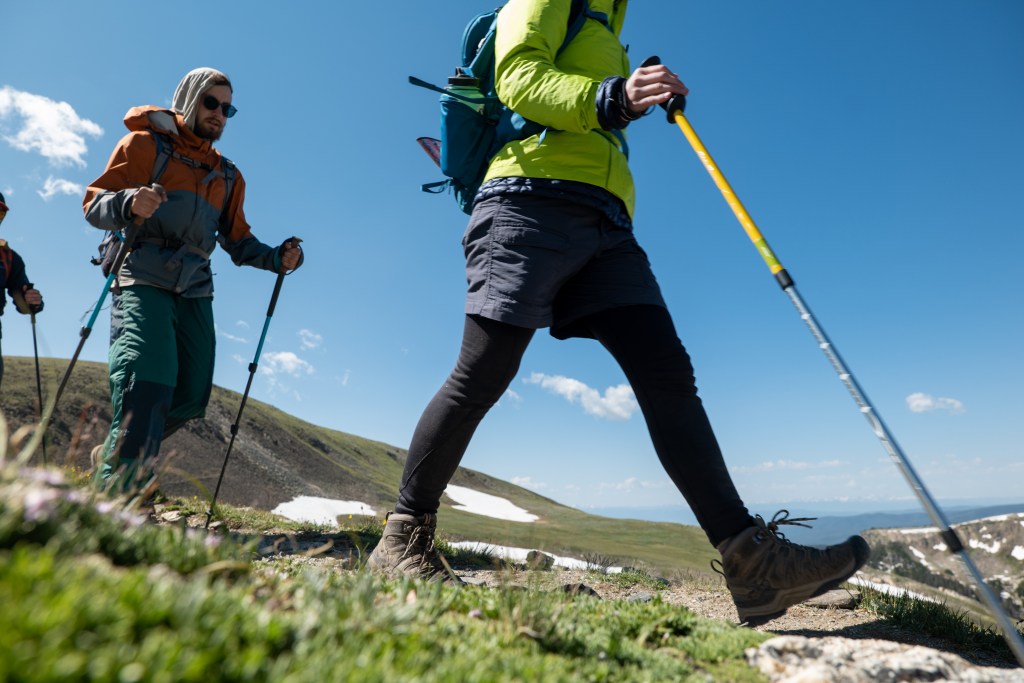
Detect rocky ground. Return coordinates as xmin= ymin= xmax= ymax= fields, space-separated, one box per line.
xmin=157 ymin=506 xmax=1024 ymax=682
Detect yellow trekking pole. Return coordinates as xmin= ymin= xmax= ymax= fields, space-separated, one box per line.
xmin=641 ymin=56 xmax=1024 ymax=664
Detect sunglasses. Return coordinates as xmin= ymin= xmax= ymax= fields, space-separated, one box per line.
xmin=202 ymin=94 xmax=237 ymax=118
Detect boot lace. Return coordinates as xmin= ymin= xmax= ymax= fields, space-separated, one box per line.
xmin=712 ymin=510 xmax=818 ymax=577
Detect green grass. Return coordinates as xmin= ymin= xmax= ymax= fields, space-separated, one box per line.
xmin=0 ymin=456 xmax=770 ymax=682
xmin=1 ymin=545 xmax=768 ymax=683
xmin=859 ymin=585 xmax=1023 ymax=658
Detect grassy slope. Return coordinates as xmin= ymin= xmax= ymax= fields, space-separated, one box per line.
xmin=2 ymin=357 xmax=717 ymax=575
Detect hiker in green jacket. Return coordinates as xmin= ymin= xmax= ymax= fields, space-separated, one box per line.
xmin=83 ymin=67 xmax=304 ymax=494
xmin=369 ymin=0 xmax=870 ymax=626
xmin=0 ymin=192 xmax=44 ymax=391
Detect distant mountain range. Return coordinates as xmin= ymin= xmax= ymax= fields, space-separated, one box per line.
xmin=861 ymin=513 xmax=1024 ymax=629
xmin=583 ymin=503 xmax=1024 ymax=547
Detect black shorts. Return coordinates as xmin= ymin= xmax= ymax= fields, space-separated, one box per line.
xmin=462 ymin=193 xmax=666 ymax=339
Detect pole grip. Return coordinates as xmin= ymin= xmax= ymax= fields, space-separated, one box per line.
xmin=639 ymin=56 xmax=687 ymax=121
xmin=23 ymin=281 xmax=42 ymax=314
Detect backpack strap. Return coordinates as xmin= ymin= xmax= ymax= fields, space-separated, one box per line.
xmin=146 ymin=130 xmax=237 ymax=229
xmin=562 ymin=0 xmax=610 ymax=55
xmin=218 ymin=156 xmax=237 ymax=231
xmin=148 ymin=130 xmax=174 ymax=185
xmin=0 ymin=242 xmax=12 ymax=288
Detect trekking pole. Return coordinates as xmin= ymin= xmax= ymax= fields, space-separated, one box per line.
xmin=642 ymin=55 xmax=1024 ymax=663
xmin=27 ymin=287 xmax=47 ymax=464
xmin=205 ymin=238 xmax=301 ymax=529
xmin=38 ymin=185 xmax=166 ymax=445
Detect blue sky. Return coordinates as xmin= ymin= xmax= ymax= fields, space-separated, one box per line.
xmin=2 ymin=1 xmax=1022 ymax=520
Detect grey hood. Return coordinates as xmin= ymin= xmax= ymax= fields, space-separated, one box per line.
xmin=172 ymin=67 xmax=232 ymax=131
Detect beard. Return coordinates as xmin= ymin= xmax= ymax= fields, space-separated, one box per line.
xmin=194 ymin=118 xmax=223 ymax=142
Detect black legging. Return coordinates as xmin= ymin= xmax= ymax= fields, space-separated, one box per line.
xmin=396 ymin=305 xmax=754 ymax=546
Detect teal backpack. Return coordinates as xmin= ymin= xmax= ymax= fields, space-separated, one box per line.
xmin=411 ymin=0 xmax=609 ymax=214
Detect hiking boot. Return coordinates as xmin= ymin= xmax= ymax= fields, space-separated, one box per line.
xmin=716 ymin=510 xmax=870 ymax=626
xmin=366 ymin=512 xmax=463 ymax=584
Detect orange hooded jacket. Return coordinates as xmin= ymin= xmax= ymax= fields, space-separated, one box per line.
xmin=83 ymin=106 xmax=278 ymax=297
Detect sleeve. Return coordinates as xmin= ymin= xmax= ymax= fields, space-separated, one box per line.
xmin=7 ymin=251 xmax=41 ymax=315
xmin=215 ymin=171 xmax=278 ymax=272
xmin=493 ymin=0 xmax=602 ymax=133
xmin=83 ymin=132 xmax=158 ymax=231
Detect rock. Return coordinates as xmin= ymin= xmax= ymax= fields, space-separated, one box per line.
xmin=526 ymin=550 xmax=555 ymax=570
xmin=562 ymin=583 xmax=600 ymax=598
xmin=626 ymin=592 xmax=654 ymax=603
xmin=803 ymin=589 xmax=860 ymax=610
xmin=158 ymin=510 xmax=185 ymax=523
xmin=746 ymin=635 xmax=1023 ymax=683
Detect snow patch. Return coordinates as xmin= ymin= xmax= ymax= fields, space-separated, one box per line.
xmin=449 ymin=541 xmax=622 ymax=571
xmin=848 ymin=576 xmax=934 ymax=603
xmin=272 ymin=496 xmax=376 ymax=526
xmin=1011 ymin=546 xmax=1024 ymax=561
xmin=909 ymin=547 xmax=931 ymax=568
xmin=898 ymin=527 xmax=938 ymax=535
xmin=967 ymin=538 xmax=1001 ymax=554
xmin=933 ymin=543 xmax=947 ymax=552
xmin=444 ymin=485 xmax=538 ymax=523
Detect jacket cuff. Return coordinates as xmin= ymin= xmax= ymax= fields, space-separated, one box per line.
xmin=596 ymin=76 xmax=638 ymax=131
xmin=122 ymin=188 xmax=139 ymax=225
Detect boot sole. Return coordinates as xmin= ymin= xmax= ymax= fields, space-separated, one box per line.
xmin=737 ymin=536 xmax=871 ymax=627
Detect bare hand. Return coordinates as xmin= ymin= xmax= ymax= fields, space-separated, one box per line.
xmin=623 ymin=63 xmax=689 ymax=114
xmin=22 ymin=286 xmax=42 ymax=307
xmin=280 ymin=239 xmax=303 ymax=271
xmin=130 ymin=185 xmax=168 ymax=221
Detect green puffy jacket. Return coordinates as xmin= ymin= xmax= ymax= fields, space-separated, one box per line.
xmin=487 ymin=0 xmax=634 ymax=216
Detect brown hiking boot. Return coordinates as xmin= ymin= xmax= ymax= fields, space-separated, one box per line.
xmin=716 ymin=510 xmax=870 ymax=626
xmin=366 ymin=512 xmax=463 ymax=584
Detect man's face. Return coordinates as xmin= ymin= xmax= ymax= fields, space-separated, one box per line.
xmin=194 ymin=84 xmax=234 ymax=142
xmin=0 ymin=210 xmax=7 ymax=227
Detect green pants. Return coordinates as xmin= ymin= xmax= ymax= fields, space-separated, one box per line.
xmin=98 ymin=285 xmax=215 ymax=490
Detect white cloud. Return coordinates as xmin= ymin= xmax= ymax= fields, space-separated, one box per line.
xmin=298 ymin=328 xmax=322 ymax=350
xmin=260 ymin=351 xmax=314 ymax=377
xmin=36 ymin=176 xmax=82 ymax=201
xmin=906 ymin=392 xmax=965 ymax=414
xmin=731 ymin=459 xmax=847 ymax=475
xmin=235 ymin=320 xmax=250 ymax=329
xmin=219 ymin=330 xmax=248 ymax=343
xmin=525 ymin=372 xmax=638 ymax=421
xmin=0 ymin=86 xmax=102 ymax=167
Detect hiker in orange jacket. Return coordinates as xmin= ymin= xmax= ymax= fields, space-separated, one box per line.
xmin=83 ymin=67 xmax=304 ymax=493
